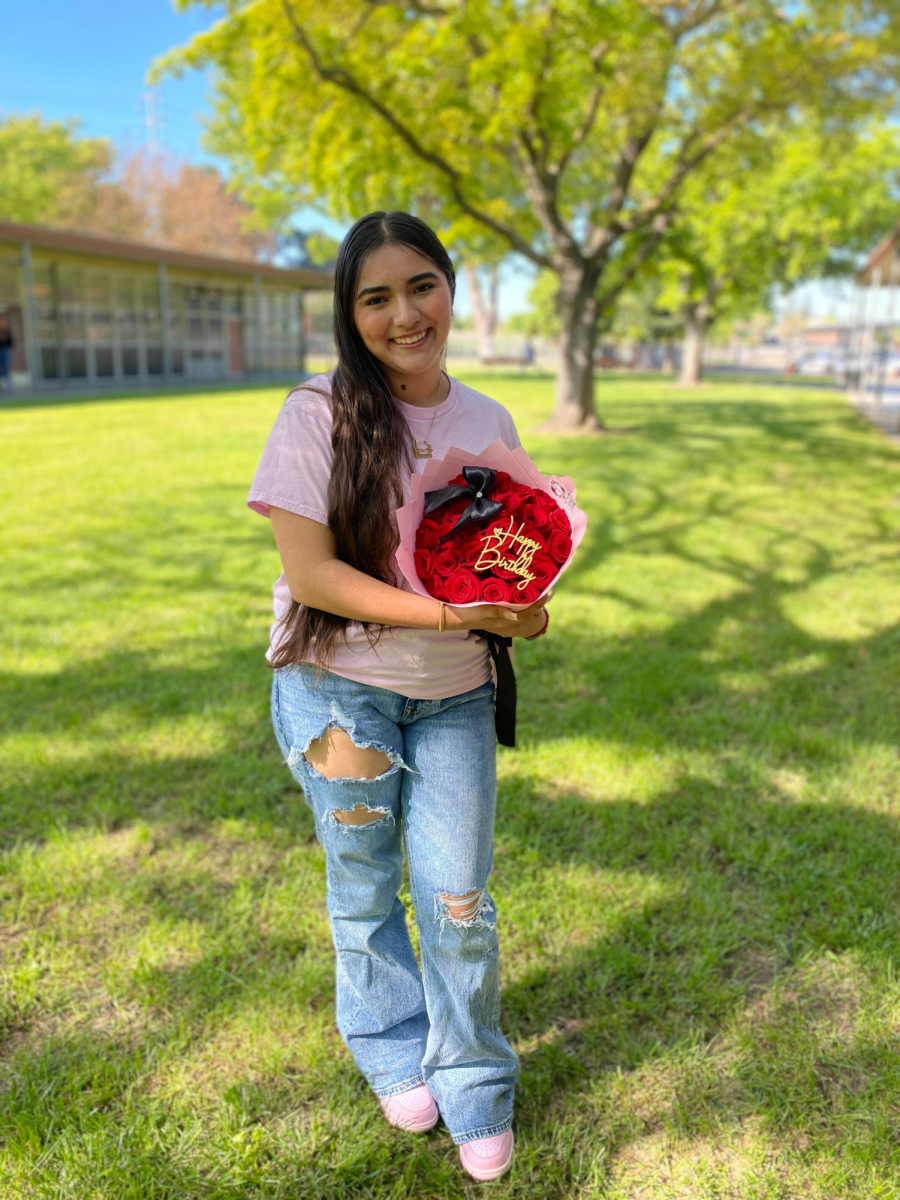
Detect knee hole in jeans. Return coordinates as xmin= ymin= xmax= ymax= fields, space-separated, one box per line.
xmin=333 ymin=803 xmax=391 ymax=826
xmin=435 ymin=888 xmax=493 ymax=930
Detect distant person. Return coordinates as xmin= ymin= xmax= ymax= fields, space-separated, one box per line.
xmin=0 ymin=312 xmax=13 ymax=390
xmin=522 ymin=338 xmax=538 ymax=369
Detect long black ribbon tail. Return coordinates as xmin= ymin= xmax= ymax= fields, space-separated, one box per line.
xmin=475 ymin=631 xmax=516 ymax=748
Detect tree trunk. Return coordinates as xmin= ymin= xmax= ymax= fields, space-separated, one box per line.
xmin=679 ymin=299 xmax=711 ymax=386
xmin=465 ymin=263 xmax=498 ymax=361
xmin=550 ymin=266 xmax=602 ymax=429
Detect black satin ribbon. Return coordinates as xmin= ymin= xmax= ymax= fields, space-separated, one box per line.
xmin=475 ymin=631 xmax=516 ymax=748
xmin=424 ymin=466 xmax=504 ymax=545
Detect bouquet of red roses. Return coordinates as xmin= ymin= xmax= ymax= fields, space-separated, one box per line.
xmin=396 ymin=438 xmax=586 ymax=609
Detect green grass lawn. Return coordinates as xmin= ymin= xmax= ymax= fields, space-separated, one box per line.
xmin=3 ymin=373 xmax=900 ymax=1199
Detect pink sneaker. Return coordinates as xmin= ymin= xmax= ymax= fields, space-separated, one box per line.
xmin=459 ymin=1129 xmax=514 ymax=1181
xmin=378 ymin=1084 xmax=439 ymax=1132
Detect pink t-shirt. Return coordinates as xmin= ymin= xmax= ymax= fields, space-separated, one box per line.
xmin=248 ymin=373 xmax=521 ymax=699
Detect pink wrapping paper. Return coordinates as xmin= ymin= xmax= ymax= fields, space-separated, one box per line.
xmin=396 ymin=438 xmax=588 ymax=608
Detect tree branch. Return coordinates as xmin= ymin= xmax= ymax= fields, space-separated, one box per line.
xmin=524 ymin=5 xmax=558 ymax=173
xmin=605 ymin=105 xmax=760 ymax=245
xmin=281 ymin=0 xmax=553 ymax=269
xmin=595 ymin=214 xmax=671 ymax=311
xmin=514 ymin=133 xmax=579 ymax=260
xmin=551 ymin=39 xmax=611 ymax=180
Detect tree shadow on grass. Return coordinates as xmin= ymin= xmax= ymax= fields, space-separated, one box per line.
xmin=496 ymin=768 xmax=900 ymax=1190
xmin=3 ymin=764 xmax=900 ymax=1196
xmin=4 ymin=390 xmax=900 ymax=1192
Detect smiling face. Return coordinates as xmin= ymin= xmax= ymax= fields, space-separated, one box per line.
xmin=353 ymin=243 xmax=453 ymax=388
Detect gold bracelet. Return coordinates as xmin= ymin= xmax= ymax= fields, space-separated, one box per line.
xmin=438 ymin=602 xmax=446 ymax=633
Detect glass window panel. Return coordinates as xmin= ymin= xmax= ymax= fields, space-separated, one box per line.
xmin=86 ymin=273 xmax=112 ymax=343
xmin=122 ymin=347 xmax=139 ymax=375
xmin=60 ymin=268 xmax=86 ymax=339
xmin=188 ymin=317 xmax=203 ymax=339
xmin=186 ymin=288 xmax=202 ymax=311
xmin=41 ymin=347 xmax=59 ymax=379
xmin=288 ymin=293 xmax=301 ymax=335
xmin=171 ymin=348 xmax=184 ymax=374
xmin=207 ymin=290 xmax=221 ymax=312
xmin=94 ymin=347 xmax=115 ymax=377
xmin=0 ymin=264 xmax=19 ymax=305
xmin=115 ymin=278 xmax=137 ymax=339
xmin=224 ymin=290 xmax=240 ymax=313
xmin=146 ymin=347 xmax=163 ymax=375
xmin=141 ymin=279 xmax=160 ymax=333
xmin=65 ymin=347 xmax=87 ymax=377
xmin=32 ymin=266 xmax=52 ymax=304
xmin=208 ymin=317 xmax=222 ymax=337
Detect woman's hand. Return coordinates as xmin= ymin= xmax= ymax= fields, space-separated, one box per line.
xmin=445 ymin=595 xmax=551 ymax=638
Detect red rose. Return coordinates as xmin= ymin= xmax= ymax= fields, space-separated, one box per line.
xmin=515 ymin=580 xmax=542 ymax=604
xmin=426 ymin=574 xmax=450 ymax=600
xmin=494 ymin=470 xmax=511 ymax=487
xmin=461 ymin=527 xmax=490 ymax=568
xmin=517 ymin=501 xmax=542 ymax=526
xmin=433 ymin=548 xmax=460 ymax=576
xmin=481 ymin=578 xmax=513 ymax=604
xmin=548 ymin=505 xmax=571 ymax=533
xmin=524 ymin=527 xmax=548 ymax=554
xmin=414 ymin=548 xmax=435 ymax=579
xmin=530 ymin=555 xmax=558 ymax=589
xmin=445 ymin=569 xmax=480 ymax=604
xmin=493 ymin=490 xmax=522 ymax=514
xmin=548 ymin=529 xmax=572 ymax=564
xmin=526 ymin=493 xmax=556 ymax=520
xmin=437 ymin=497 xmax=468 ymax=532
xmin=416 ymin=520 xmax=442 ymax=550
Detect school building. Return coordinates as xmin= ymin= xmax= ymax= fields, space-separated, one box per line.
xmin=0 ymin=220 xmax=332 ymax=390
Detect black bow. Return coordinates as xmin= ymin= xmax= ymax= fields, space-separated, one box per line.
xmin=423 ymin=466 xmax=504 ymax=545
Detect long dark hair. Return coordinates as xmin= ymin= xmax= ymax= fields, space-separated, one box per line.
xmin=270 ymin=211 xmax=456 ymax=670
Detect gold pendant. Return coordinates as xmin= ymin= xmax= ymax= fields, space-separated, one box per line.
xmin=414 ymin=438 xmax=433 ymax=459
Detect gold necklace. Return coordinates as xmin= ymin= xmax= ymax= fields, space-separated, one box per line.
xmin=411 ymin=371 xmax=448 ymax=460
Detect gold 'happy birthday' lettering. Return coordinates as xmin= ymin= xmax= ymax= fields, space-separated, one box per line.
xmin=472 ymin=516 xmax=541 ymax=591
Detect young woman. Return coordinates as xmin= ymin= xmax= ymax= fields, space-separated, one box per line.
xmin=248 ymin=212 xmax=550 ymax=1183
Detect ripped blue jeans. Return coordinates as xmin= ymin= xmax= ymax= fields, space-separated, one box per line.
xmin=271 ymin=664 xmax=518 ymax=1145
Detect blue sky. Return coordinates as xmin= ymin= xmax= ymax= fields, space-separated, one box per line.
xmin=1 ymin=1 xmax=221 ymax=163
xmin=1 ymin=1 xmax=853 ymax=324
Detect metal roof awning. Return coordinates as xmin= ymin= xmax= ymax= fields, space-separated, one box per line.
xmin=0 ymin=219 xmax=333 ymax=289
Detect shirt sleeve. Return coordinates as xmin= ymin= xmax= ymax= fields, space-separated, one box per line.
xmin=247 ymin=398 xmax=333 ymax=524
xmin=504 ymin=408 xmax=522 ymax=450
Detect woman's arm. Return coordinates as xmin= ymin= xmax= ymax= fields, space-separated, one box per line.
xmin=270 ymin=506 xmax=549 ymax=638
